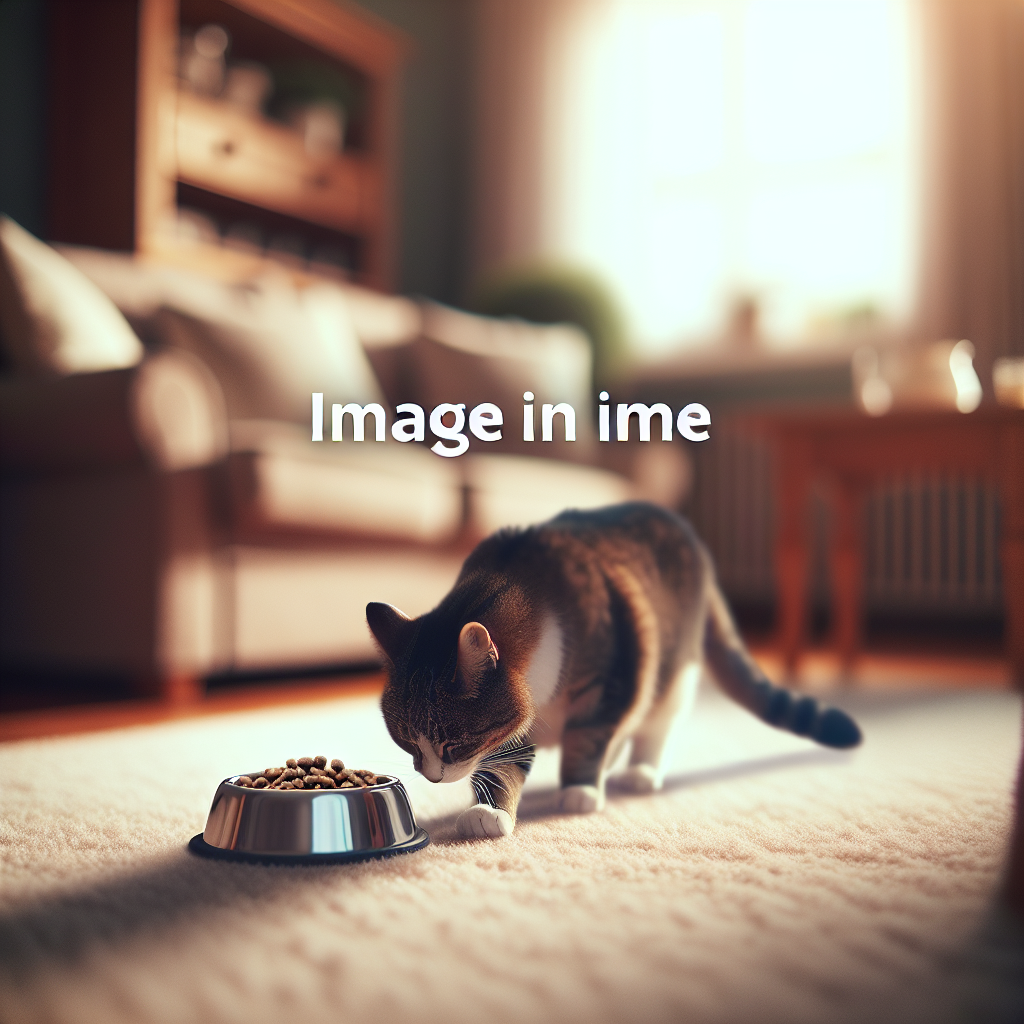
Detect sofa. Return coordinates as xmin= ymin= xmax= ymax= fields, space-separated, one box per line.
xmin=0 ymin=218 xmax=678 ymax=700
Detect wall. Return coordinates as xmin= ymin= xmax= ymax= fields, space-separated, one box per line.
xmin=0 ymin=0 xmax=48 ymax=238
xmin=349 ymin=0 xmax=475 ymax=304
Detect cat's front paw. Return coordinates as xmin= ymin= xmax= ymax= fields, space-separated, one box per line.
xmin=619 ymin=764 xmax=662 ymax=794
xmin=457 ymin=803 xmax=514 ymax=839
xmin=558 ymin=784 xmax=604 ymax=814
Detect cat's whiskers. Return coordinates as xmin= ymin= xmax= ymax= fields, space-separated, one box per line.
xmin=477 ymin=741 xmax=536 ymax=785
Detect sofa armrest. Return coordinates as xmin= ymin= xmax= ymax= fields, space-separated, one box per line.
xmin=0 ymin=350 xmax=228 ymax=473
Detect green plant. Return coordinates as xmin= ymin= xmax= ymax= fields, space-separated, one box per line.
xmin=470 ymin=264 xmax=628 ymax=387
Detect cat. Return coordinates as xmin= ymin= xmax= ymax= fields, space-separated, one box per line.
xmin=367 ymin=502 xmax=861 ymax=840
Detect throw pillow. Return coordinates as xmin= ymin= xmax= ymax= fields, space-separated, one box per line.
xmin=0 ymin=217 xmax=144 ymax=374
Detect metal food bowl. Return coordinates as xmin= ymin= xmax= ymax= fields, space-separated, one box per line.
xmin=189 ymin=773 xmax=429 ymax=864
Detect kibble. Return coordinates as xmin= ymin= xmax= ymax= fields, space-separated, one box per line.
xmin=232 ymin=757 xmax=387 ymax=790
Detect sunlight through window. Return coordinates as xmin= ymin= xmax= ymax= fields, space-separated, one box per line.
xmin=551 ymin=0 xmax=919 ymax=357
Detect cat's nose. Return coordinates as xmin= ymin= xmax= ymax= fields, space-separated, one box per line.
xmin=415 ymin=735 xmax=445 ymax=782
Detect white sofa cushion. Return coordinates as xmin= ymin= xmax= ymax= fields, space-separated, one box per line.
xmin=153 ymin=278 xmax=383 ymax=427
xmin=464 ymin=453 xmax=634 ymax=535
xmin=226 ymin=420 xmax=463 ymax=544
xmin=0 ymin=217 xmax=144 ymax=374
xmin=230 ymin=546 xmax=464 ymax=668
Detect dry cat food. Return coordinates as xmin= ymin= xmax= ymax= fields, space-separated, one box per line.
xmin=232 ymin=756 xmax=389 ymax=791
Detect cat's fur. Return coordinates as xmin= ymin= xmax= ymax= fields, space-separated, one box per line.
xmin=367 ymin=502 xmax=861 ymax=840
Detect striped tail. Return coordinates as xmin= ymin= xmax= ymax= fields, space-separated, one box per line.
xmin=702 ymin=583 xmax=862 ymax=749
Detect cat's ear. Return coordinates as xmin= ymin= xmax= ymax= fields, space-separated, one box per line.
xmin=366 ymin=602 xmax=413 ymax=665
xmin=455 ymin=621 xmax=498 ymax=697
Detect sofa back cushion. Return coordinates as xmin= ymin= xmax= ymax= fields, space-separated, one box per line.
xmin=0 ymin=217 xmax=144 ymax=375
xmin=412 ymin=302 xmax=596 ymax=461
xmin=154 ymin=278 xmax=383 ymax=427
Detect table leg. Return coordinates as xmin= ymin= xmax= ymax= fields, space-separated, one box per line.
xmin=1000 ymin=423 xmax=1024 ymax=688
xmin=829 ymin=480 xmax=863 ymax=673
xmin=776 ymin=541 xmax=808 ymax=675
xmin=774 ymin=438 xmax=811 ymax=677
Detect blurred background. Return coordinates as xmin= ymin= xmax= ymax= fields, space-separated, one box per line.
xmin=1 ymin=0 xmax=1022 ymax=725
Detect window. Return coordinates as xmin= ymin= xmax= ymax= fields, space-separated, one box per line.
xmin=548 ymin=0 xmax=920 ymax=356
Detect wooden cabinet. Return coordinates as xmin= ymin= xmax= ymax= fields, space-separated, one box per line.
xmin=48 ymin=0 xmax=406 ymax=290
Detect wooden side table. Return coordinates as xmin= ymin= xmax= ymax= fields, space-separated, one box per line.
xmin=764 ymin=408 xmax=1024 ymax=684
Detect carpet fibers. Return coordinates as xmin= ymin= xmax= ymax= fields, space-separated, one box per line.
xmin=0 ymin=686 xmax=1021 ymax=1024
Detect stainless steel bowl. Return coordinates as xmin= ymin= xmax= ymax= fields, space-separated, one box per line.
xmin=189 ymin=773 xmax=429 ymax=864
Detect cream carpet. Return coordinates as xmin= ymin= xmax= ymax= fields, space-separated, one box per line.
xmin=0 ymin=685 xmax=1021 ymax=1024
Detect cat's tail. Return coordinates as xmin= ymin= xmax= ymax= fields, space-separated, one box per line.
xmin=702 ymin=582 xmax=862 ymax=749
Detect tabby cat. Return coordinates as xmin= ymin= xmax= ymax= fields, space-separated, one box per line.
xmin=367 ymin=502 xmax=861 ymax=840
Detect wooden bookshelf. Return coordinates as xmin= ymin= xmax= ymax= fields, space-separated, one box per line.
xmin=48 ymin=0 xmax=407 ymax=290
xmin=175 ymin=91 xmax=367 ymax=228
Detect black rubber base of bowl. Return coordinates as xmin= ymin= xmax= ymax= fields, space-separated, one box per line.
xmin=188 ymin=827 xmax=430 ymax=865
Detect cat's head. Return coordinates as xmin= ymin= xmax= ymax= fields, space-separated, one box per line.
xmin=367 ymin=601 xmax=532 ymax=784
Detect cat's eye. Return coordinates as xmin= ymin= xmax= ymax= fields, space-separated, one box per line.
xmin=437 ymin=741 xmax=470 ymax=764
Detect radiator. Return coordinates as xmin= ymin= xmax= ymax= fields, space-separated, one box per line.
xmin=684 ymin=427 xmax=1004 ymax=619
xmin=863 ymin=478 xmax=1002 ymax=614
xmin=686 ymin=429 xmax=776 ymax=604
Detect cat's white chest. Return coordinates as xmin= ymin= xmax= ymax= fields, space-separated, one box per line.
xmin=530 ymin=690 xmax=570 ymax=748
xmin=526 ymin=614 xmax=565 ymax=746
xmin=526 ymin=614 xmax=563 ymax=705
